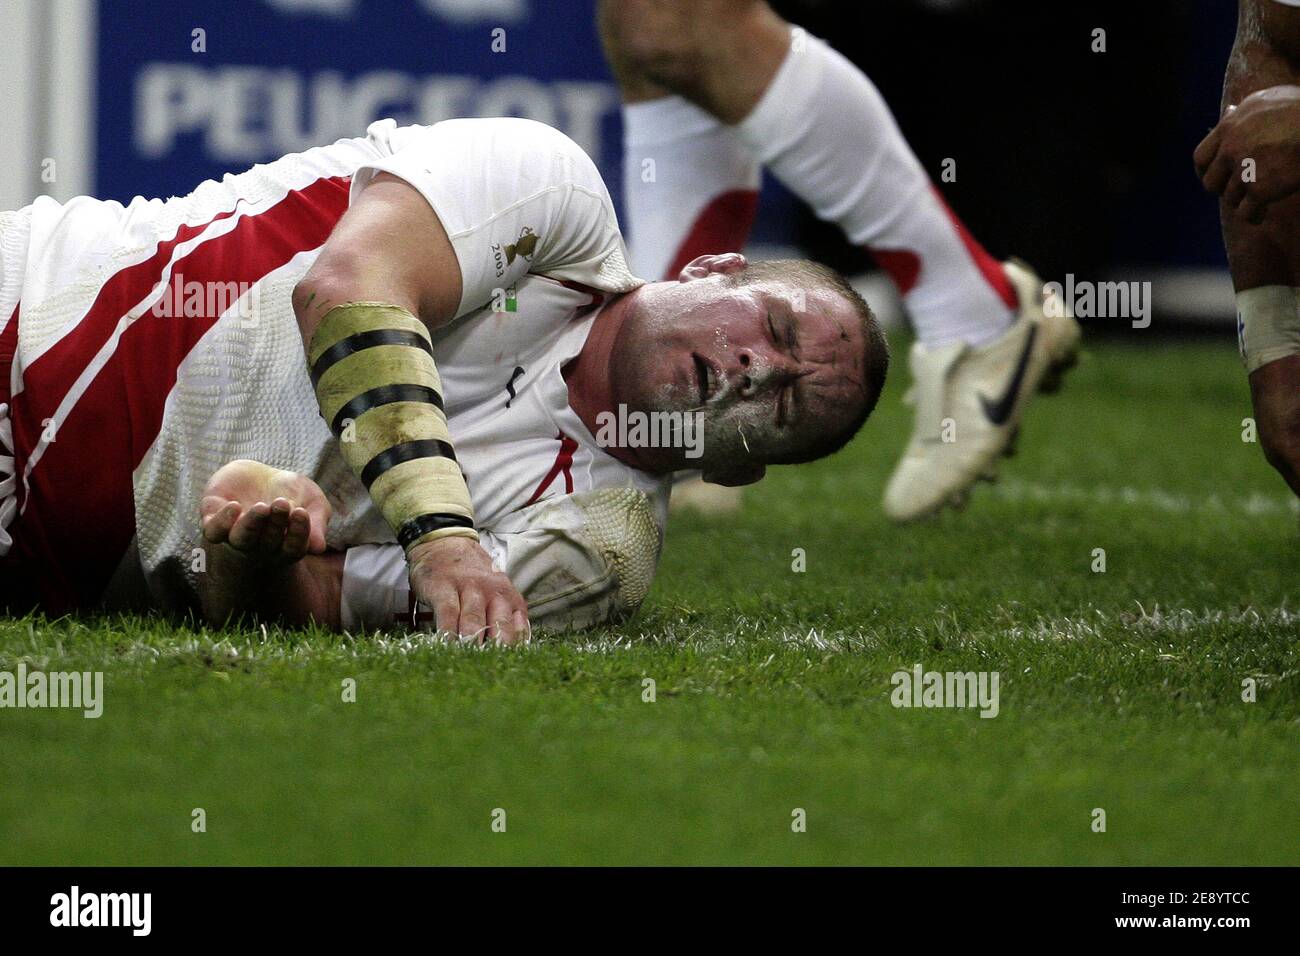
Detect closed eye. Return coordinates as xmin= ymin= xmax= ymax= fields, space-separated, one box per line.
xmin=767 ymin=311 xmax=799 ymax=358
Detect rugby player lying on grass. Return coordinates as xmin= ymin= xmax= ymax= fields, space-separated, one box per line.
xmin=0 ymin=118 xmax=886 ymax=642
xmin=194 ymin=242 xmax=886 ymax=638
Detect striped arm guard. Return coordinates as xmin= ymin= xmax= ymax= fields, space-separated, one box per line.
xmin=309 ymin=302 xmax=477 ymax=551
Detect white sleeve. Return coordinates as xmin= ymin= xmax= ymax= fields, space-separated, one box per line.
xmin=339 ymin=543 xmax=410 ymax=632
xmin=339 ymin=487 xmax=663 ymax=634
xmin=350 ymin=118 xmax=639 ymax=318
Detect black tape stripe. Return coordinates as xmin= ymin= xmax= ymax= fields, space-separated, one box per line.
xmin=397 ymin=512 xmax=476 ymax=549
xmin=330 ymin=384 xmax=443 ymax=435
xmin=360 ymin=438 xmax=458 ymax=490
xmin=310 ymin=329 xmax=434 ymax=388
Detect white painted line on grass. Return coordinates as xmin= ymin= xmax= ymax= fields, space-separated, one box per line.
xmin=990 ymin=478 xmax=1300 ymax=516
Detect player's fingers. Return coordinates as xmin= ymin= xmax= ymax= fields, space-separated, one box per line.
xmin=457 ymin=588 xmax=487 ymax=643
xmin=257 ymin=497 xmax=293 ymax=553
xmin=1192 ymin=124 xmax=1222 ymax=177
xmin=431 ymin=588 xmax=460 ymax=639
xmin=510 ymin=609 xmax=531 ymax=645
xmin=1201 ymin=151 xmax=1236 ymax=196
xmin=1223 ymin=170 xmax=1250 ymax=210
xmin=200 ymin=494 xmax=231 ymax=522
xmin=281 ymin=507 xmax=312 ymax=559
xmin=513 ymin=588 xmax=530 ymax=638
xmin=280 ymin=474 xmax=332 ymax=547
xmin=304 ymin=497 xmax=331 ymax=554
xmin=227 ymin=501 xmax=271 ymax=551
xmin=201 ymin=500 xmax=241 ymax=543
xmin=485 ymin=594 xmax=516 ymax=645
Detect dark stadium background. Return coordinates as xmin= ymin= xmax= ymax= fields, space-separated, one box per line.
xmin=1 ymin=0 xmax=1236 ymax=323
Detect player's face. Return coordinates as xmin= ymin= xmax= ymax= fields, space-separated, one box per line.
xmin=614 ymin=275 xmax=869 ymax=473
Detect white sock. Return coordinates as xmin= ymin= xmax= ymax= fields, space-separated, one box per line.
xmin=622 ymin=97 xmax=761 ymax=280
xmin=735 ymin=30 xmax=1017 ymax=348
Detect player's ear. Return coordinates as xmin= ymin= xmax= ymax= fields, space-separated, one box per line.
xmin=701 ymin=460 xmax=766 ymax=487
xmin=677 ymin=253 xmax=748 ymax=282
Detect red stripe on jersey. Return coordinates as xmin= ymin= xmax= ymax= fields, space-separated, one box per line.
xmin=524 ymin=431 xmax=577 ymax=506
xmin=0 ymin=303 xmax=18 ymax=404
xmin=17 ymin=201 xmax=250 ymax=436
xmin=664 ymin=189 xmax=759 ymax=279
xmin=8 ymin=174 xmax=352 ymax=611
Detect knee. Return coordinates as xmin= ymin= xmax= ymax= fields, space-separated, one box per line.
xmin=598 ymin=0 xmax=762 ymax=92
xmin=598 ymin=0 xmax=705 ymax=90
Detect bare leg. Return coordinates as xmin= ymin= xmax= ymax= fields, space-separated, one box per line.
xmin=598 ymin=0 xmax=789 ymax=123
xmin=1222 ymin=0 xmax=1300 ymax=492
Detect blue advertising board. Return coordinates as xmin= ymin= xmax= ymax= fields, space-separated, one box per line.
xmin=94 ymin=0 xmax=621 ymax=206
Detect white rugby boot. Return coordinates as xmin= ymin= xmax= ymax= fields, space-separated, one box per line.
xmin=882 ymin=259 xmax=1081 ymax=522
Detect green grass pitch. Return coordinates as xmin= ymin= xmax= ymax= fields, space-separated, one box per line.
xmin=2 ymin=335 xmax=1297 ymax=865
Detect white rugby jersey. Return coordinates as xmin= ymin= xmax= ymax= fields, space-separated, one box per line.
xmin=0 ymin=118 xmax=670 ymax=628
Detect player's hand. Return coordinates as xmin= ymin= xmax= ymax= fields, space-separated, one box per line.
xmin=200 ymin=459 xmax=331 ymax=566
xmin=1195 ymin=84 xmax=1300 ymax=223
xmin=407 ymin=536 xmax=530 ymax=645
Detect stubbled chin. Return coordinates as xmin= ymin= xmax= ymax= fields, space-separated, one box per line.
xmin=648 ymin=381 xmax=690 ymax=413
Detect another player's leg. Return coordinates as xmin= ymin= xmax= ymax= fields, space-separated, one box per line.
xmin=1215 ymin=0 xmax=1300 ymax=494
xmin=598 ymin=0 xmax=1080 ymax=521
